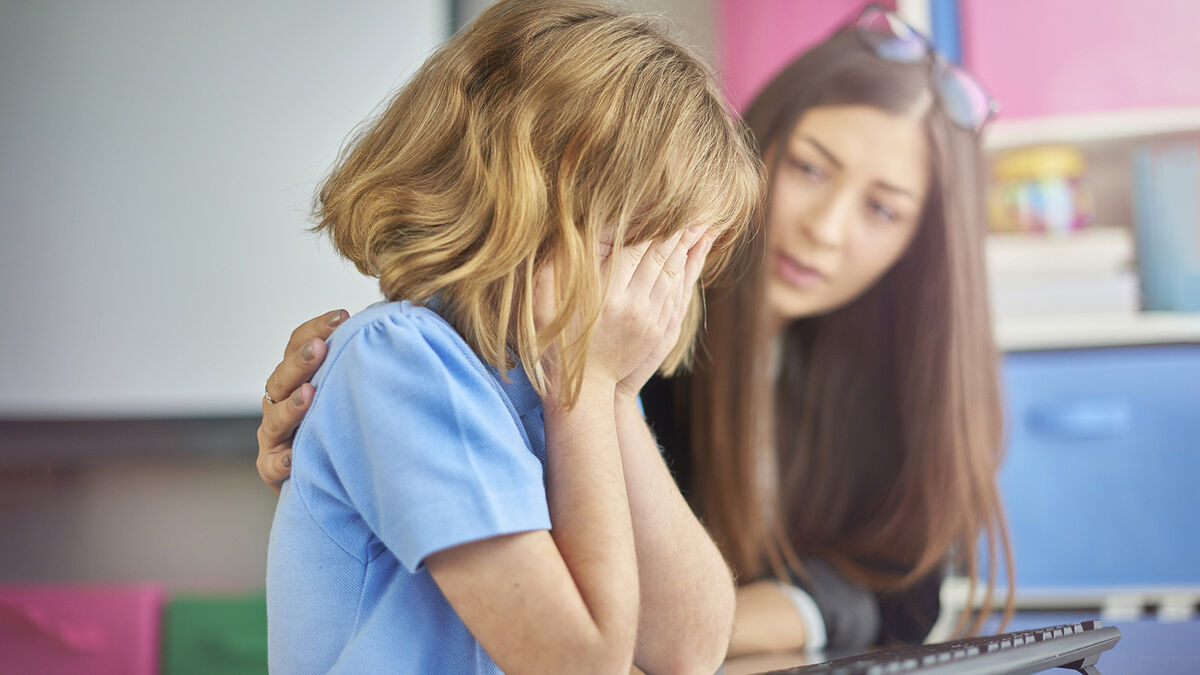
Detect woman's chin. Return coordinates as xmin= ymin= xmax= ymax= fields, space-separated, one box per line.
xmin=766 ymin=281 xmax=832 ymax=324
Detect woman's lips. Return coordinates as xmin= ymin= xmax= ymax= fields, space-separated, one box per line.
xmin=775 ymin=251 xmax=827 ymax=288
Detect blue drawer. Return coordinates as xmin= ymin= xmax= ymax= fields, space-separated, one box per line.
xmin=998 ymin=345 xmax=1200 ymax=589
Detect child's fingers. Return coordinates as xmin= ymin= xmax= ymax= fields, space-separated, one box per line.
xmin=663 ymin=289 xmax=688 ymax=351
xmin=608 ymin=239 xmax=655 ymax=290
xmin=596 ymin=240 xmax=614 ymax=267
xmin=682 ymin=232 xmax=716 ymax=291
xmin=624 ymin=230 xmax=681 ymax=295
xmin=630 ymin=227 xmax=693 ymax=298
xmin=663 ymin=233 xmax=714 ymax=337
xmin=672 ymin=236 xmax=712 ymax=322
xmin=633 ymin=228 xmax=691 ymax=289
xmin=648 ymin=228 xmax=698 ymax=308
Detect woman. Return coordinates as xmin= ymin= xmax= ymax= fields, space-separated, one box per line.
xmin=258 ymin=7 xmax=1013 ymax=657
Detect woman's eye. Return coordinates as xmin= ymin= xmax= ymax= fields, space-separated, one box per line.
xmin=868 ymin=201 xmax=899 ymax=223
xmin=787 ymin=157 xmax=824 ymax=181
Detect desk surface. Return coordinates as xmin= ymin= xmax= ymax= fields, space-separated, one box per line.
xmin=722 ymin=613 xmax=1200 ymax=674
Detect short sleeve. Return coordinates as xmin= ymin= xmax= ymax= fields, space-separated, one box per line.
xmin=297 ymin=306 xmax=550 ymax=573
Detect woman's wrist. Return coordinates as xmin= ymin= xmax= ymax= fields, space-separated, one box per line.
xmin=773 ymin=581 xmax=827 ymax=652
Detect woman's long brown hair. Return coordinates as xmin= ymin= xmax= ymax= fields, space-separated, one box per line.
xmin=690 ymin=30 xmax=1014 ymax=636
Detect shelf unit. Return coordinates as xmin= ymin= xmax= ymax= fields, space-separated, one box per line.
xmin=982 ymin=106 xmax=1200 ymax=351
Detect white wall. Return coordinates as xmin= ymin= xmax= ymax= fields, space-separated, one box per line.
xmin=0 ymin=0 xmax=719 ymax=589
xmin=0 ymin=0 xmax=447 ymax=418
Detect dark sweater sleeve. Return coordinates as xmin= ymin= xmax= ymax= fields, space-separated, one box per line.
xmin=790 ymin=558 xmax=944 ymax=649
xmin=640 ymin=374 xmax=694 ymax=496
xmin=875 ymin=563 xmax=944 ymax=645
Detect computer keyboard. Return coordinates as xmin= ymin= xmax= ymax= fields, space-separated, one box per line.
xmin=759 ymin=620 xmax=1121 ymax=675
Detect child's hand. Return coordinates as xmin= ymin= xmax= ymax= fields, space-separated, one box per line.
xmin=615 ymin=230 xmax=715 ymax=402
xmin=587 ymin=226 xmax=708 ymax=392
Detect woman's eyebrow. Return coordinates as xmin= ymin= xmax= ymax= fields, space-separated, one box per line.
xmin=872 ymin=180 xmax=917 ymax=202
xmin=802 ymin=136 xmax=917 ymax=202
xmin=800 ymin=137 xmax=843 ymax=170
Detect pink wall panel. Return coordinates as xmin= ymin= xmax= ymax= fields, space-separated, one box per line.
xmin=718 ymin=1 xmax=893 ymax=111
xmin=962 ymin=0 xmax=1200 ymax=119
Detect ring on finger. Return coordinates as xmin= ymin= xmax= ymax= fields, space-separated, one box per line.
xmin=264 ymin=386 xmax=278 ymax=405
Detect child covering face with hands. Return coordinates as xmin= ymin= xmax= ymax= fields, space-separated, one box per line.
xmin=265 ymin=6 xmax=1017 ymax=660
xmin=264 ymin=1 xmax=762 ymax=673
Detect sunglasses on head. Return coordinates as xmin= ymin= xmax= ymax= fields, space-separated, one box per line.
xmin=855 ymin=4 xmax=999 ymax=133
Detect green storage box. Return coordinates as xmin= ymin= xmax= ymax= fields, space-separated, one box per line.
xmin=162 ymin=591 xmax=267 ymax=675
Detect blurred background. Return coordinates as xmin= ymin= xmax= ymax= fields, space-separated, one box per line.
xmin=1 ymin=0 xmax=1197 ymax=672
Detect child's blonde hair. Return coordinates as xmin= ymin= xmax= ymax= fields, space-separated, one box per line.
xmin=315 ymin=0 xmax=763 ymax=404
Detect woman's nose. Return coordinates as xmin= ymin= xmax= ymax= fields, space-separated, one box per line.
xmin=801 ymin=191 xmax=853 ymax=248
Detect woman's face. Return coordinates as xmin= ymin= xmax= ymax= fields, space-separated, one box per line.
xmin=764 ymin=104 xmax=931 ymax=325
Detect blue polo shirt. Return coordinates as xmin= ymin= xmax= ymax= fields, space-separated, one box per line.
xmin=266 ymin=300 xmax=551 ymax=674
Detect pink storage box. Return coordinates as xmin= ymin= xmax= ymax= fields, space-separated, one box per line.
xmin=0 ymin=583 xmax=165 ymax=675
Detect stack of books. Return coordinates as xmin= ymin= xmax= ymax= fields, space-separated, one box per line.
xmin=985 ymin=226 xmax=1139 ymax=318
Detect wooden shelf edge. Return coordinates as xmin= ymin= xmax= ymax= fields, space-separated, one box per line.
xmin=985 ymin=106 xmax=1200 ymax=151
xmin=996 ymin=312 xmax=1200 ymax=351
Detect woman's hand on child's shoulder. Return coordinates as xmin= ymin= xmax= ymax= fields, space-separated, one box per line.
xmin=257 ymin=309 xmax=346 ymax=493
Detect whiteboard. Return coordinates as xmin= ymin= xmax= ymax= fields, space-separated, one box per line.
xmin=0 ymin=1 xmax=448 ymax=418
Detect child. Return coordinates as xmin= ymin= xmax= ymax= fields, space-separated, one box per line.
xmin=265 ymin=1 xmax=762 ymax=672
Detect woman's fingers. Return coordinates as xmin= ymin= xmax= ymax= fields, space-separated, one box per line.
xmin=257 ymin=382 xmax=314 ymax=493
xmin=264 ymin=310 xmax=345 ymax=404
xmin=258 ymin=309 xmax=344 ymax=493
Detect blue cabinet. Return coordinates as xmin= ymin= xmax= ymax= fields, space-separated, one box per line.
xmin=999 ymin=344 xmax=1200 ymax=590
